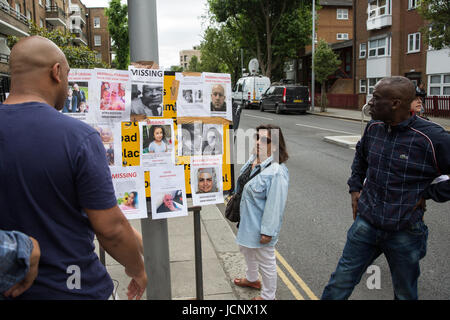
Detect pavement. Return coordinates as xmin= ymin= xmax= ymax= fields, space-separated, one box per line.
xmin=99 ymin=107 xmax=450 ymax=301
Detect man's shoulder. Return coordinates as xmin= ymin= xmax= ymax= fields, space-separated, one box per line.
xmin=411 ymin=116 xmax=449 ymax=141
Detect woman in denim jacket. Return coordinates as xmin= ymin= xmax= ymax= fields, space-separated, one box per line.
xmin=233 ymin=124 xmax=289 ymax=300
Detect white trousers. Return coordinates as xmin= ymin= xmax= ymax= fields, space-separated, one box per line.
xmin=239 ymin=245 xmax=277 ymax=300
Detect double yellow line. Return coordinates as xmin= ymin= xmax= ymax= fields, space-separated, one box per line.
xmin=275 ymin=250 xmax=318 ymax=300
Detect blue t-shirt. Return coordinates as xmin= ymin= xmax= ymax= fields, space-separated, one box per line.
xmin=0 ymin=102 xmax=117 ymax=299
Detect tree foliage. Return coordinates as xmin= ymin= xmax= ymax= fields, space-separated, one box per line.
xmin=106 ymin=0 xmax=129 ymax=70
xmin=7 ymin=24 xmax=109 ymax=69
xmin=207 ymin=0 xmax=313 ymax=80
xmin=314 ymin=39 xmax=341 ymax=112
xmin=418 ymin=0 xmax=450 ymax=50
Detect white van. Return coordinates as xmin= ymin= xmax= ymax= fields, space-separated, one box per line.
xmin=232 ymin=75 xmax=271 ymax=109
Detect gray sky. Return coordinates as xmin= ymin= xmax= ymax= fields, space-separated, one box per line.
xmin=84 ymin=0 xmax=208 ymax=69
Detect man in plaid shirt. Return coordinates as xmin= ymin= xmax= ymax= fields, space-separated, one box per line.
xmin=322 ymin=76 xmax=450 ymax=300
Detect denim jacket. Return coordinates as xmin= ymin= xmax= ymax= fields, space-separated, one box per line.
xmin=236 ymin=154 xmax=289 ymax=248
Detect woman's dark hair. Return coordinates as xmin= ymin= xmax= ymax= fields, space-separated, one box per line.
xmin=256 ymin=124 xmax=289 ymax=164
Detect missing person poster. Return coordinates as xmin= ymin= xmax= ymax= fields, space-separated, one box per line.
xmin=203 ymin=72 xmax=232 ymax=121
xmin=190 ymin=155 xmax=224 ymax=206
xmin=91 ymin=123 xmax=117 ymax=166
xmin=110 ymin=166 xmax=147 ymax=220
xmin=92 ymin=68 xmax=130 ymax=123
xmin=139 ymin=118 xmax=175 ymax=167
xmin=129 ymin=66 xmax=164 ymax=118
xmin=150 ymin=165 xmax=188 ymax=220
xmin=177 ymin=122 xmax=203 ymax=157
xmin=175 ymin=72 xmax=205 ymax=117
xmin=63 ymin=69 xmax=94 ymax=123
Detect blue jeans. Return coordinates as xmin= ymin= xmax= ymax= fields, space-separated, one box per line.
xmin=321 ymin=216 xmax=428 ymax=300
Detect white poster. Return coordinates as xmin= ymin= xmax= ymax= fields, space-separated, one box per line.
xmin=91 ymin=68 xmax=130 ymax=123
xmin=63 ymin=69 xmax=95 ymax=123
xmin=177 ymin=122 xmax=203 ymax=157
xmin=139 ymin=119 xmax=175 ymax=167
xmin=110 ymin=166 xmax=148 ymax=220
xmin=91 ymin=123 xmax=117 ymax=167
xmin=190 ymin=155 xmax=224 ymax=206
xmin=175 ymin=72 xmax=205 ymax=117
xmin=128 ymin=66 xmax=164 ymax=118
xmin=203 ymin=72 xmax=232 ymax=121
xmin=150 ymin=166 xmax=188 ymax=220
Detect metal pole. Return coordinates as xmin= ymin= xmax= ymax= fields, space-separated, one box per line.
xmin=241 ymin=48 xmax=244 ymax=78
xmin=311 ymin=0 xmax=315 ymax=112
xmin=128 ymin=0 xmax=171 ymax=300
xmin=191 ymin=206 xmax=204 ymax=300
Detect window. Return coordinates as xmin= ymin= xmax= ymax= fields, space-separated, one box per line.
xmin=359 ymin=43 xmax=367 ymax=58
xmin=368 ymin=37 xmax=390 ymax=57
xmin=428 ymin=74 xmax=450 ymax=96
xmin=39 ymin=0 xmax=43 ymax=7
xmin=360 ymin=79 xmax=367 ymax=93
xmin=27 ymin=10 xmax=31 ymax=21
xmin=337 ymin=33 xmax=349 ymax=40
xmin=368 ymin=0 xmax=390 ymax=18
xmin=94 ymin=17 xmax=100 ymax=28
xmin=94 ymin=35 xmax=101 ymax=46
xmin=46 ymin=0 xmax=51 ymax=8
xmin=368 ymin=77 xmax=382 ymax=94
xmin=95 ymin=53 xmax=102 ymax=61
xmin=408 ymin=0 xmax=419 ymax=10
xmin=40 ymin=18 xmax=44 ymax=28
xmin=337 ymin=8 xmax=349 ymax=20
xmin=408 ymin=33 xmax=421 ymax=53
xmin=15 ymin=3 xmax=20 ymax=15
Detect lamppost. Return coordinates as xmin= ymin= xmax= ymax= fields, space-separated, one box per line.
xmin=311 ymin=0 xmax=316 ymax=112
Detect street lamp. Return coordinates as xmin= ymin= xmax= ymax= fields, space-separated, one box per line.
xmin=311 ymin=0 xmax=315 ymax=112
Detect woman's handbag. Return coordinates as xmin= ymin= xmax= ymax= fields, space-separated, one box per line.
xmin=225 ymin=193 xmax=241 ymax=223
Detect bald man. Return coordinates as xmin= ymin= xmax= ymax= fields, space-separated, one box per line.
xmin=0 ymin=36 xmax=147 ymax=300
xmin=322 ymin=76 xmax=450 ymax=300
xmin=210 ymin=84 xmax=227 ymax=112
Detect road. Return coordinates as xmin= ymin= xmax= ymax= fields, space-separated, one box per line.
xmin=223 ymin=108 xmax=450 ymax=300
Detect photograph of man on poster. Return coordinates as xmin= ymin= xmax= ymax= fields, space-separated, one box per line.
xmin=131 ymin=84 xmax=163 ymax=117
xmin=210 ymin=84 xmax=226 ymax=112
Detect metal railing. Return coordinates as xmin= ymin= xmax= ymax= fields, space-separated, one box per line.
xmin=0 ymin=53 xmax=9 ymax=64
xmin=45 ymin=5 xmax=66 ymax=19
xmin=0 ymin=2 xmax=30 ymax=26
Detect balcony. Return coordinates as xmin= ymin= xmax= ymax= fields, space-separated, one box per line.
xmin=69 ymin=4 xmax=86 ymax=26
xmin=0 ymin=2 xmax=30 ymax=37
xmin=70 ymin=27 xmax=88 ymax=46
xmin=367 ymin=56 xmax=391 ymax=78
xmin=367 ymin=14 xmax=392 ymax=30
xmin=45 ymin=6 xmax=67 ymax=27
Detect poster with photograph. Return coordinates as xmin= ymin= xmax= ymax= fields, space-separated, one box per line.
xmin=63 ymin=69 xmax=94 ymax=123
xmin=150 ymin=166 xmax=187 ymax=220
xmin=139 ymin=119 xmax=175 ymax=167
xmin=110 ymin=166 xmax=147 ymax=220
xmin=91 ymin=68 xmax=130 ymax=123
xmin=201 ymin=124 xmax=223 ymax=156
xmin=175 ymin=72 xmax=205 ymax=117
xmin=91 ymin=123 xmax=117 ymax=166
xmin=129 ymin=66 xmax=164 ymax=118
xmin=203 ymin=72 xmax=232 ymax=121
xmin=190 ymin=155 xmax=224 ymax=206
xmin=177 ymin=122 xmax=203 ymax=157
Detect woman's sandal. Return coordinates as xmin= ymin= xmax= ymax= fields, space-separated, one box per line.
xmin=233 ymin=278 xmax=261 ymax=290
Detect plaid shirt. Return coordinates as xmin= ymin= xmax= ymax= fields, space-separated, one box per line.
xmin=0 ymin=230 xmax=33 ymax=293
xmin=348 ymin=115 xmax=450 ymax=231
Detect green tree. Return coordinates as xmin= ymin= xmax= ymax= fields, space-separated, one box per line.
xmin=418 ymin=0 xmax=450 ymax=50
xmin=314 ymin=39 xmax=341 ymax=112
xmin=170 ymin=65 xmax=184 ymax=72
xmin=187 ymin=55 xmax=202 ymax=72
xmin=207 ymin=0 xmax=313 ymax=80
xmin=106 ymin=0 xmax=129 ymax=69
xmin=7 ymin=24 xmax=108 ymax=69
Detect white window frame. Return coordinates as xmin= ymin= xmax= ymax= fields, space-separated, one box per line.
xmin=368 ymin=0 xmax=390 ymax=19
xmin=26 ymin=10 xmax=32 ymax=21
xmin=39 ymin=0 xmax=43 ymax=7
xmin=94 ymin=17 xmax=100 ymax=28
xmin=94 ymin=35 xmax=101 ymax=46
xmin=368 ymin=77 xmax=382 ymax=94
xmin=428 ymin=74 xmax=450 ymax=96
xmin=359 ymin=43 xmax=367 ymax=58
xmin=15 ymin=3 xmax=20 ymax=17
xmin=337 ymin=8 xmax=349 ymax=20
xmin=408 ymin=32 xmax=421 ymax=53
xmin=408 ymin=0 xmax=419 ymax=10
xmin=360 ymin=79 xmax=367 ymax=93
xmin=337 ymin=33 xmax=349 ymax=40
xmin=39 ymin=18 xmax=44 ymax=28
xmin=368 ymin=37 xmax=390 ymax=58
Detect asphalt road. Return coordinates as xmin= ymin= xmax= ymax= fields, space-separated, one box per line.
xmin=224 ymin=108 xmax=450 ymax=300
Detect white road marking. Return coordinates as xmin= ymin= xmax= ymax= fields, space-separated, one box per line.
xmin=295 ymin=123 xmax=355 ymax=135
xmin=245 ymin=114 xmax=274 ymax=121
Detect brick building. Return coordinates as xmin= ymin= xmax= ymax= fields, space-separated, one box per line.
xmin=0 ymin=0 xmax=112 ymax=99
xmin=179 ymin=46 xmax=201 ymax=69
xmin=354 ymin=0 xmax=450 ymax=108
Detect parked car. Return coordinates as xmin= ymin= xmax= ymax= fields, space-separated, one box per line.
xmin=232 ymin=75 xmax=271 ymax=109
xmin=259 ymin=84 xmax=310 ymax=114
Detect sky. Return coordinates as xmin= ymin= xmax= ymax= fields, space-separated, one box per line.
xmin=84 ymin=0 xmax=209 ymax=69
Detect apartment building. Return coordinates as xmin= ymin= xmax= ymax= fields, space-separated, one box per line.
xmin=293 ymin=0 xmax=354 ymax=93
xmin=0 ymin=0 xmax=112 ymax=99
xmin=179 ymin=46 xmax=201 ymax=69
xmin=354 ymin=0 xmax=450 ymax=107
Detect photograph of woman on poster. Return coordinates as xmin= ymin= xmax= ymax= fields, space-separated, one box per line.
xmin=202 ymin=125 xmax=222 ymax=156
xmin=100 ymin=82 xmax=125 ymax=111
xmin=118 ymin=191 xmax=138 ymax=211
xmin=142 ymin=125 xmax=172 ymax=154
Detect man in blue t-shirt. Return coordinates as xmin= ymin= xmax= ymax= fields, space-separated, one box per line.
xmin=0 ymin=36 xmax=147 ymax=299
